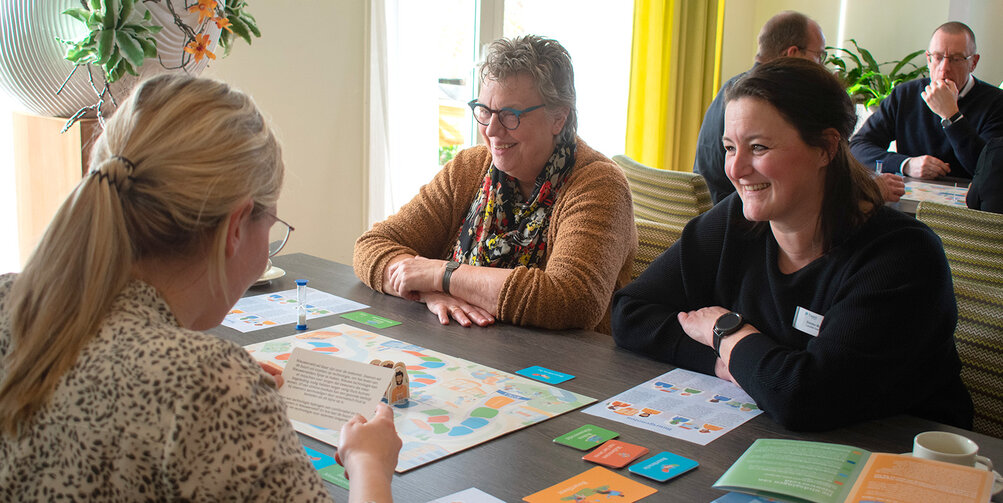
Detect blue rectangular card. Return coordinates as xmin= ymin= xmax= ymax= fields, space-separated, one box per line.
xmin=515 ymin=365 xmax=575 ymax=384
xmin=628 ymin=451 xmax=699 ymax=482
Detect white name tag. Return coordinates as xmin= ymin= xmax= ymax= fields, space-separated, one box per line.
xmin=793 ymin=306 xmax=823 ymax=337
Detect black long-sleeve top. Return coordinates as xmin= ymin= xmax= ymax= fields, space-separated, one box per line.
xmin=612 ymin=195 xmax=973 ymax=431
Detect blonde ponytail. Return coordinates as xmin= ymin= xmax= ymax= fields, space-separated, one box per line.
xmin=0 ymin=74 xmax=283 ymax=435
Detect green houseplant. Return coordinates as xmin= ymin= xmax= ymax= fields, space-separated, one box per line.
xmin=826 ymin=39 xmax=929 ymax=109
xmin=56 ymin=0 xmax=260 ymax=128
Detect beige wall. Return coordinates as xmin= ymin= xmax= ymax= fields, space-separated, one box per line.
xmin=722 ymin=0 xmax=1002 ymax=87
xmin=205 ymin=0 xmax=367 ymax=265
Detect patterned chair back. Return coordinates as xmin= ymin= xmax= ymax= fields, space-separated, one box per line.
xmin=916 ymin=202 xmax=1003 ymax=287
xmin=917 ymin=202 xmax=1003 ymax=438
xmin=612 ymin=155 xmax=713 ymax=279
xmin=613 ymin=155 xmax=712 ymax=228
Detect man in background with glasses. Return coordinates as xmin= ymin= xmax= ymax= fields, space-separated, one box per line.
xmin=693 ymin=11 xmax=830 ymax=204
xmin=851 ymin=22 xmax=1003 ymax=180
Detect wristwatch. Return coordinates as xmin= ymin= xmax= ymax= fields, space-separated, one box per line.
xmin=941 ymin=111 xmax=963 ymax=128
xmin=442 ymin=261 xmax=460 ymax=295
xmin=712 ymin=312 xmax=745 ymax=356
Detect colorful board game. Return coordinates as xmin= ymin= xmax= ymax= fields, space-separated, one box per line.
xmin=902 ymin=180 xmax=969 ymax=207
xmin=245 ymin=324 xmax=596 ymax=472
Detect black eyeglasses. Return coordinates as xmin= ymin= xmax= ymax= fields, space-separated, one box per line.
xmin=266 ymin=212 xmax=295 ymax=257
xmin=468 ymin=100 xmax=545 ymax=130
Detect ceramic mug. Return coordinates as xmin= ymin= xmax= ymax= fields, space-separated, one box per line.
xmin=913 ymin=431 xmax=993 ymax=469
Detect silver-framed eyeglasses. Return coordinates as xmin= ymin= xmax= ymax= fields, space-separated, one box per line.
xmin=800 ymin=47 xmax=828 ymax=64
xmin=266 ymin=213 xmax=295 ymax=257
xmin=468 ymin=100 xmax=545 ymax=130
xmin=926 ymin=51 xmax=975 ymax=65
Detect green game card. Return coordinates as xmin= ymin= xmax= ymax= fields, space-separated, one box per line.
xmin=317 ymin=464 xmax=350 ymax=490
xmin=554 ymin=424 xmax=619 ymax=451
xmin=340 ymin=311 xmax=401 ymax=329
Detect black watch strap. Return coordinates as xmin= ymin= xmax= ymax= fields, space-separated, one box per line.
xmin=442 ymin=261 xmax=460 ymax=295
xmin=942 ymin=111 xmax=963 ymax=128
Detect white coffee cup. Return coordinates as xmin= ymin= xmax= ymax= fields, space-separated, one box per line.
xmin=913 ymin=431 xmax=993 ymax=470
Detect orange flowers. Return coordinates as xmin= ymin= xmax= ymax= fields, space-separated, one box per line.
xmin=187 ymin=0 xmax=218 ymax=24
xmin=184 ymin=34 xmax=216 ymax=62
xmin=213 ymin=16 xmax=233 ymax=33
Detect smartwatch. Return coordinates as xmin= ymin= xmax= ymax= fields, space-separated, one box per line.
xmin=442 ymin=261 xmax=460 ymax=294
xmin=941 ymin=111 xmax=963 ymax=128
xmin=712 ymin=312 xmax=744 ymax=356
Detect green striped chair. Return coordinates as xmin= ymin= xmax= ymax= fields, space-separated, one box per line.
xmin=612 ymin=154 xmax=713 ymax=228
xmin=917 ymin=202 xmax=1003 ymax=438
xmin=612 ymin=155 xmax=713 ymax=278
xmin=916 ymin=202 xmax=1003 ymax=287
xmin=953 ymin=278 xmax=1003 ymax=437
xmin=633 ymin=218 xmax=683 ymax=279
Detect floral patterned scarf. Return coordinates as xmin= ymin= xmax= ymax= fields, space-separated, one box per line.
xmin=451 ymin=141 xmax=576 ymax=268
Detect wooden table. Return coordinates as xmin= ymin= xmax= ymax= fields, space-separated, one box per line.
xmin=211 ymin=253 xmax=1003 ymax=502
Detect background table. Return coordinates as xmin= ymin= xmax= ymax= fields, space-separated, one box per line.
xmin=211 ymin=253 xmax=1003 ymax=502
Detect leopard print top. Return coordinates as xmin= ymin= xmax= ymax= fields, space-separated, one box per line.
xmin=0 ymin=274 xmax=331 ymax=502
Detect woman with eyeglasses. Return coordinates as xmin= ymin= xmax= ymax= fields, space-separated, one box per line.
xmin=354 ymin=35 xmax=636 ymax=333
xmin=0 ymin=74 xmax=400 ymax=502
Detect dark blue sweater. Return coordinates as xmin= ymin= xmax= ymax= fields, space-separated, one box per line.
xmin=850 ymin=77 xmax=1003 ymax=178
xmin=612 ymin=194 xmax=973 ymax=431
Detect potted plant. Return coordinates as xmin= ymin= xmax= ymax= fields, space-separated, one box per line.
xmin=826 ymin=39 xmax=929 ymax=110
xmin=0 ymin=0 xmax=259 ymax=130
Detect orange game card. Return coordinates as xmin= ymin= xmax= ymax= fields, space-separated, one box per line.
xmin=523 ymin=466 xmax=657 ymax=503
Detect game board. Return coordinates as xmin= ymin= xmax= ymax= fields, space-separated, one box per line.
xmin=245 ymin=324 xmax=596 ymax=472
xmin=902 ymin=180 xmax=969 ymax=207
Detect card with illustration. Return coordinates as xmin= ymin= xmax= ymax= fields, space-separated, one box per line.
xmin=523 ymin=466 xmax=657 ymax=503
xmin=340 ymin=311 xmax=402 ymax=329
xmin=223 ymin=287 xmax=368 ymax=333
xmin=515 ymin=365 xmax=575 ymax=384
xmin=553 ymin=424 xmax=619 ymax=451
xmin=628 ymin=451 xmax=699 ymax=482
xmin=582 ymin=440 xmax=650 ymax=468
xmin=583 ymin=368 xmax=762 ymax=446
xmin=303 ymin=446 xmax=349 ymax=490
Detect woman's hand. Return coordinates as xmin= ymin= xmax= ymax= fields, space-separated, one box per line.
xmin=388 ymin=256 xmax=446 ymax=299
xmin=677 ymin=306 xmax=730 ymax=347
xmin=336 ymin=403 xmax=401 ymax=503
xmin=420 ymin=292 xmax=495 ymax=327
xmin=257 ymin=360 xmax=284 ymax=388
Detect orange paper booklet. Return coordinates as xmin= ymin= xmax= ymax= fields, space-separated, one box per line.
xmin=524 ymin=466 xmax=657 ymax=502
xmin=714 ymin=439 xmax=993 ymax=503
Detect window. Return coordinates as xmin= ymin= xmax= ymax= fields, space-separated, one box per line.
xmin=369 ymin=0 xmax=633 ymax=224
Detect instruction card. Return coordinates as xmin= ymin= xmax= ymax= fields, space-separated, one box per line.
xmin=583 ymin=368 xmax=762 ymax=446
xmin=223 ymin=287 xmax=368 ymax=333
xmin=279 ymin=348 xmax=393 ymax=430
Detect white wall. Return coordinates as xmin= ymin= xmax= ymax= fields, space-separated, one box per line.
xmin=205 ymin=0 xmax=367 ymax=265
xmin=722 ymin=0 xmax=1003 ymax=87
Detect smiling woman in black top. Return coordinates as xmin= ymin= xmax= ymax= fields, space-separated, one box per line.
xmin=612 ymin=58 xmax=973 ymax=432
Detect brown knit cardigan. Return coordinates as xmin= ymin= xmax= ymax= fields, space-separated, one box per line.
xmin=353 ymin=138 xmax=636 ymax=333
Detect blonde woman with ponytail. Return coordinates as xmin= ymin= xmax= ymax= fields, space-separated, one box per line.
xmin=0 ymin=74 xmax=399 ymax=502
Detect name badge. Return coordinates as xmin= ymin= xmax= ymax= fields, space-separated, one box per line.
xmin=793 ymin=306 xmax=823 ymax=337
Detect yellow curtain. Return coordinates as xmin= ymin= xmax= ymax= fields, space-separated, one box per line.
xmin=625 ymin=0 xmax=724 ymax=172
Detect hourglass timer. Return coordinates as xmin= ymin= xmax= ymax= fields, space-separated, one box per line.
xmin=295 ymin=279 xmax=308 ymax=330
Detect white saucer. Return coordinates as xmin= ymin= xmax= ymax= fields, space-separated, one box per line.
xmin=253 ymin=265 xmax=285 ymax=286
xmin=900 ymin=453 xmax=1002 ymax=494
